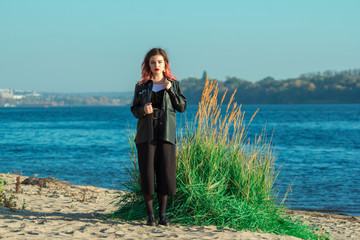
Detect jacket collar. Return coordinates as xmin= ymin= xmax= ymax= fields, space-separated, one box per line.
xmin=145 ymin=77 xmax=174 ymax=84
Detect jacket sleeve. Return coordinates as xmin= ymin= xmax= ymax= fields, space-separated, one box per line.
xmin=166 ymin=81 xmax=187 ymax=113
xmin=130 ymin=84 xmax=147 ymax=119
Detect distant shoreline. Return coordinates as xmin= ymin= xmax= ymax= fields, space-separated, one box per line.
xmin=2 ymin=102 xmax=360 ymax=108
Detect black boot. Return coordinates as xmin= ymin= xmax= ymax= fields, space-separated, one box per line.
xmin=158 ymin=214 xmax=170 ymax=226
xmin=146 ymin=214 xmax=156 ymax=226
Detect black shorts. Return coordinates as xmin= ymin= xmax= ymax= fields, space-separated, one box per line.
xmin=136 ymin=140 xmax=176 ymax=195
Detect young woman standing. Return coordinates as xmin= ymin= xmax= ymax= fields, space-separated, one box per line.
xmin=130 ymin=48 xmax=187 ymax=226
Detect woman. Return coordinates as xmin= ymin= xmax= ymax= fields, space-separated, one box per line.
xmin=130 ymin=48 xmax=187 ymax=226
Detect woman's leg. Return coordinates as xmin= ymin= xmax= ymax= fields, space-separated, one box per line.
xmin=157 ymin=193 xmax=168 ymax=215
xmin=144 ymin=194 xmax=154 ymax=215
xmin=144 ymin=193 xmax=156 ymax=226
xmin=144 ymin=194 xmax=156 ymax=226
xmin=157 ymin=193 xmax=169 ymax=226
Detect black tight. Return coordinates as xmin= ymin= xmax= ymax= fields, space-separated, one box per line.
xmin=144 ymin=194 xmax=154 ymax=215
xmin=158 ymin=193 xmax=168 ymax=215
xmin=144 ymin=193 xmax=168 ymax=215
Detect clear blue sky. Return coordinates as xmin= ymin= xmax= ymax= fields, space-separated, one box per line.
xmin=1 ymin=0 xmax=359 ymax=92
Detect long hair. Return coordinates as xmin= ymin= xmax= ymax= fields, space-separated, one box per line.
xmin=140 ymin=48 xmax=177 ymax=84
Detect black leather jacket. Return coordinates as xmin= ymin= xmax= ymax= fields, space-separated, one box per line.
xmin=130 ymin=78 xmax=187 ymax=144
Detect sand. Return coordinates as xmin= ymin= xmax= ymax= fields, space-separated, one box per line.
xmin=0 ymin=173 xmax=359 ymax=240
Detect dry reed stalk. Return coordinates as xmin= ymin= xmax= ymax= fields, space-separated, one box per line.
xmin=38 ymin=180 xmax=43 ymax=195
xmin=81 ymin=188 xmax=88 ymax=202
xmin=195 ymin=77 xmax=256 ymax=147
xmin=15 ymin=175 xmax=21 ymax=194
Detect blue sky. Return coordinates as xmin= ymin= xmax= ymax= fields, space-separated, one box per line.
xmin=1 ymin=0 xmax=359 ymax=92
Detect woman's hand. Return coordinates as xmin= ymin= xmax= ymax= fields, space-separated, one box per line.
xmin=164 ymin=79 xmax=172 ymax=90
xmin=144 ymin=103 xmax=153 ymax=114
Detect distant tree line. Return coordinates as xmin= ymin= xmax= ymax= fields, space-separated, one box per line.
xmin=181 ymin=69 xmax=360 ymax=104
xmin=2 ymin=68 xmax=360 ymax=107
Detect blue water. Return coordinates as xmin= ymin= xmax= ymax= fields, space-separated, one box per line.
xmin=0 ymin=104 xmax=359 ymax=216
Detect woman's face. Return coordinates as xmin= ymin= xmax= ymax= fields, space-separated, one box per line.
xmin=149 ymin=55 xmax=165 ymax=75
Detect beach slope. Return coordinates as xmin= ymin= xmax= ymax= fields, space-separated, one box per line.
xmin=1 ymin=174 xmax=358 ymax=240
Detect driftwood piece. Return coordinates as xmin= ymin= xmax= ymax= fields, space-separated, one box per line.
xmin=21 ymin=177 xmax=70 ymax=188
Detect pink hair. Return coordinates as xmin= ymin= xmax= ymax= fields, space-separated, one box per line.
xmin=140 ymin=48 xmax=177 ymax=84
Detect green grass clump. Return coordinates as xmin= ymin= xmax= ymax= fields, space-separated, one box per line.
xmin=111 ymin=78 xmax=328 ymax=239
xmin=0 ymin=175 xmax=17 ymax=209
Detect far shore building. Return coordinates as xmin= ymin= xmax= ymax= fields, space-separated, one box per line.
xmin=0 ymin=89 xmax=14 ymax=98
xmin=0 ymin=88 xmax=40 ymax=99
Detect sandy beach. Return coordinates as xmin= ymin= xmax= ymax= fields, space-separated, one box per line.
xmin=1 ymin=173 xmax=359 ymax=240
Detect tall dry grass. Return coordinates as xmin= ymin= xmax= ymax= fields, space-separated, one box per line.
xmin=178 ymin=79 xmax=275 ymax=205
